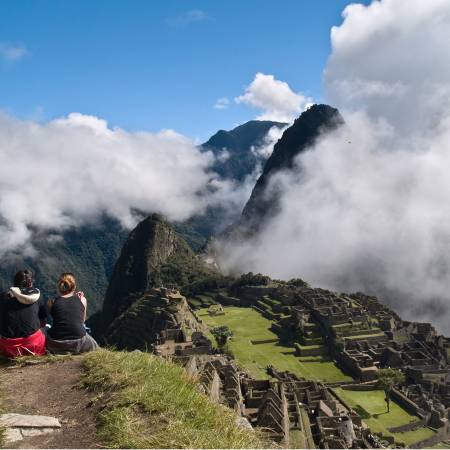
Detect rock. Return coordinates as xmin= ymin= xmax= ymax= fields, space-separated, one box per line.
xmin=235 ymin=416 xmax=253 ymax=430
xmin=21 ymin=427 xmax=60 ymax=437
xmin=4 ymin=428 xmax=23 ymax=443
xmin=0 ymin=413 xmax=61 ymax=428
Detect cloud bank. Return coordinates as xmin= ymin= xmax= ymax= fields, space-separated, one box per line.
xmin=235 ymin=73 xmax=313 ymax=122
xmin=325 ymin=0 xmax=450 ymax=134
xmin=0 ymin=112 xmax=221 ymax=256
xmin=218 ymin=0 xmax=450 ymax=332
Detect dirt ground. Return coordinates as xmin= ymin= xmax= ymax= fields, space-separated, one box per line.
xmin=1 ymin=357 xmax=101 ymax=449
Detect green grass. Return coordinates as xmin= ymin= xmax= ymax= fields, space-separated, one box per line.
xmin=432 ymin=441 xmax=450 ymax=449
xmin=81 ymin=349 xmax=263 ymax=449
xmin=395 ymin=427 xmax=437 ymax=446
xmin=199 ymin=307 xmax=352 ymax=383
xmin=335 ymin=388 xmax=436 ymax=446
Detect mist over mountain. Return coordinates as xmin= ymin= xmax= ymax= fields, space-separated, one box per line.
xmin=0 ymin=119 xmax=281 ymax=312
xmin=202 ymin=120 xmax=286 ymax=181
xmin=240 ymin=105 xmax=343 ymax=230
xmin=211 ymin=1 xmax=450 ymax=334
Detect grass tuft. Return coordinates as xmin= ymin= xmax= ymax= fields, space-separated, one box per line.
xmin=81 ymin=349 xmax=265 ymax=449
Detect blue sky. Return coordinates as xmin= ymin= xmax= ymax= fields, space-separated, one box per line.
xmin=0 ymin=0 xmax=369 ymax=140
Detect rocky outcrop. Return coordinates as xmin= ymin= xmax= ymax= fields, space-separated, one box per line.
xmin=98 ymin=214 xmax=216 ymax=332
xmin=104 ymin=287 xmax=201 ymax=350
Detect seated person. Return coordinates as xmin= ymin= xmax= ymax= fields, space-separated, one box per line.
xmin=0 ymin=269 xmax=47 ymax=358
xmin=46 ymin=273 xmax=99 ymax=354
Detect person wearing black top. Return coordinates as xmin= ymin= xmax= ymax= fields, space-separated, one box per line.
xmin=46 ymin=273 xmax=98 ymax=354
xmin=0 ymin=269 xmax=47 ymax=358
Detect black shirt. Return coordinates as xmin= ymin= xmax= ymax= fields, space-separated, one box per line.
xmin=0 ymin=288 xmax=47 ymax=338
xmin=48 ymin=296 xmax=86 ymax=340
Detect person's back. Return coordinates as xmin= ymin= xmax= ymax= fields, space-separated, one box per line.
xmin=46 ymin=273 xmax=98 ymax=354
xmin=48 ymin=295 xmax=85 ymax=341
xmin=0 ymin=270 xmax=47 ymax=358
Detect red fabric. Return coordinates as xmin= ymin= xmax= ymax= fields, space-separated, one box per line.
xmin=0 ymin=329 xmax=46 ymax=358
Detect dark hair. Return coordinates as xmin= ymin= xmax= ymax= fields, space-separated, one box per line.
xmin=58 ymin=273 xmax=76 ymax=295
xmin=13 ymin=269 xmax=34 ymax=289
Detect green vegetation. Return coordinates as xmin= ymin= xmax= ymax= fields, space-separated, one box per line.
xmin=335 ymin=388 xmax=436 ymax=446
xmin=211 ymin=326 xmax=233 ymax=350
xmin=231 ymin=272 xmax=272 ymax=288
xmin=432 ymin=441 xmax=450 ymax=449
xmin=199 ymin=306 xmax=352 ymax=382
xmin=81 ymin=349 xmax=263 ymax=449
xmin=0 ymin=218 xmax=127 ymax=316
xmin=376 ymin=368 xmax=406 ymax=412
xmin=394 ymin=427 xmax=437 ymax=446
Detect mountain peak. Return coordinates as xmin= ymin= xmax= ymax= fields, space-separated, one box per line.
xmin=99 ymin=214 xmax=216 ymax=331
xmin=241 ymin=104 xmax=343 ymax=227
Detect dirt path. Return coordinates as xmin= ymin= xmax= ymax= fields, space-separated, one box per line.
xmin=1 ymin=357 xmax=101 ymax=449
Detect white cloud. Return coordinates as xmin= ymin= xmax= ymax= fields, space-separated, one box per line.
xmin=214 ymin=97 xmax=230 ymax=110
xmin=167 ymin=10 xmax=211 ymax=27
xmin=0 ymin=112 xmax=221 ymax=256
xmin=218 ymin=0 xmax=450 ymax=333
xmin=235 ymin=73 xmax=313 ymax=122
xmin=250 ymin=125 xmax=287 ymax=160
xmin=0 ymin=42 xmax=28 ymax=63
xmin=325 ymin=0 xmax=450 ymax=134
xmin=217 ymin=113 xmax=450 ymax=333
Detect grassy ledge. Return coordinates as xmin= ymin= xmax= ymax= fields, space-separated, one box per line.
xmin=81 ymin=349 xmax=264 ymax=449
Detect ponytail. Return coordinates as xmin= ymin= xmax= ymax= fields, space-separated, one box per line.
xmin=58 ymin=273 xmax=76 ymax=295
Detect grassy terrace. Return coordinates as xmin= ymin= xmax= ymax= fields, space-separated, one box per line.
xmin=198 ymin=306 xmax=352 ymax=382
xmin=432 ymin=442 xmax=450 ymax=449
xmin=335 ymin=388 xmax=437 ymax=446
xmin=82 ymin=349 xmax=263 ymax=448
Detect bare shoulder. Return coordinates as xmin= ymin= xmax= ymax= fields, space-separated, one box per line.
xmin=79 ymin=296 xmax=87 ymax=309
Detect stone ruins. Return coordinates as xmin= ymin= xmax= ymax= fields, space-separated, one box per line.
xmin=118 ymin=279 xmax=450 ymax=448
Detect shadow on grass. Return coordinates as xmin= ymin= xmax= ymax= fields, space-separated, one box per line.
xmin=354 ymin=405 xmax=371 ymax=419
xmin=373 ymin=412 xmax=389 ymax=418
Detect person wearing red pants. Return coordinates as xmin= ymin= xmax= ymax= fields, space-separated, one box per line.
xmin=0 ymin=269 xmax=47 ymax=358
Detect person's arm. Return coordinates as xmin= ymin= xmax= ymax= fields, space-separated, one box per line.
xmin=76 ymin=291 xmax=87 ymax=322
xmin=81 ymin=297 xmax=87 ymax=322
xmin=38 ymin=296 xmax=49 ymax=327
xmin=47 ymin=298 xmax=55 ymax=312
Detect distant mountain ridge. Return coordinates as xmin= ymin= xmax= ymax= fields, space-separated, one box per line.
xmin=202 ymin=120 xmax=286 ymax=181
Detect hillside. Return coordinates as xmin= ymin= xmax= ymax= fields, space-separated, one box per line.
xmin=96 ymin=214 xmax=217 ymax=334
xmin=97 ymin=228 xmax=450 ymax=450
xmin=0 ymin=351 xmax=261 ymax=449
xmin=0 ymin=218 xmax=127 ymax=315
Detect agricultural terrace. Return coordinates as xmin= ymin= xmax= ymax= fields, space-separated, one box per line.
xmin=198 ymin=306 xmax=352 ymax=382
xmin=335 ymin=388 xmax=437 ymax=447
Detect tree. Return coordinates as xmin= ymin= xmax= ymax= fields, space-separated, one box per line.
xmin=376 ymin=368 xmax=405 ymax=412
xmin=211 ymin=326 xmax=233 ymax=351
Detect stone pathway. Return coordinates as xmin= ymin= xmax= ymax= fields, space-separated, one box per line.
xmin=0 ymin=413 xmax=61 ymax=444
xmin=0 ymin=357 xmax=100 ymax=448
